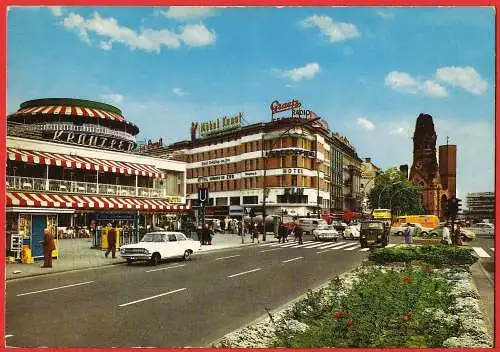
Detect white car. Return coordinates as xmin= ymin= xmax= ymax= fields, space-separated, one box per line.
xmin=469 ymin=223 xmax=495 ymax=237
xmin=120 ymin=232 xmax=202 ymax=265
xmin=312 ymin=225 xmax=339 ymax=241
xmin=343 ymin=225 xmax=360 ymax=240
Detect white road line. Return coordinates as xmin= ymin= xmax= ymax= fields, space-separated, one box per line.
xmin=215 ymin=255 xmax=241 ymax=261
xmin=16 ymin=281 xmax=94 ymax=297
xmin=258 ymin=242 xmax=275 ymax=247
xmin=289 ymin=241 xmax=315 ymax=248
xmin=359 ymin=248 xmax=370 ymax=252
xmin=145 ymin=264 xmax=186 ymax=273
xmin=491 ymin=248 xmax=495 ymax=252
xmin=282 ymin=256 xmax=303 ymax=263
xmin=316 ymin=250 xmax=331 ymax=254
xmin=345 ymin=244 xmax=361 ymax=251
xmin=302 ymin=242 xmax=331 ymax=249
xmin=228 ymin=268 xmax=262 ymax=278
xmin=278 ymin=242 xmax=303 ymax=248
xmin=386 ymin=244 xmax=397 ymax=248
xmin=473 ymin=247 xmax=491 ymax=258
xmin=331 ymin=243 xmax=358 ymax=250
xmin=316 ymin=241 xmax=347 ymax=250
xmin=259 ymin=248 xmax=281 ymax=253
xmin=119 ymin=288 xmax=186 ymax=307
xmin=5 ymin=335 xmax=13 ymax=338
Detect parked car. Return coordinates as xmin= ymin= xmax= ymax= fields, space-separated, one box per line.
xmin=360 ymin=220 xmax=389 ymax=248
xmin=343 ymin=224 xmax=360 ymax=240
xmin=428 ymin=224 xmax=476 ymax=241
xmin=297 ymin=218 xmax=328 ymax=235
xmin=120 ymin=232 xmax=202 ymax=265
xmin=312 ymin=225 xmax=339 ymax=241
xmin=469 ymin=222 xmax=494 ymax=237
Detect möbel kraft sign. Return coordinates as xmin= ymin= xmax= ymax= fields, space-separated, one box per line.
xmin=198 ymin=112 xmax=243 ymax=138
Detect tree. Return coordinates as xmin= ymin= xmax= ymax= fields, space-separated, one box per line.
xmin=368 ymin=167 xmax=424 ymax=215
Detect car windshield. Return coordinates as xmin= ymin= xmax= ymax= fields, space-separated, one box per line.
xmin=141 ymin=233 xmax=164 ymax=242
xmin=361 ymin=222 xmax=384 ymax=230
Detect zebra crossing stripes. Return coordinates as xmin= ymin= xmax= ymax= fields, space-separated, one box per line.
xmin=359 ymin=248 xmax=370 ymax=252
xmin=386 ymin=244 xmax=397 ymax=248
xmin=472 ymin=247 xmax=491 ymax=258
xmin=302 ymin=242 xmax=332 ymax=249
xmin=330 ymin=242 xmax=359 ymax=250
xmin=316 ymin=241 xmax=347 ymax=250
xmin=491 ymin=248 xmax=495 ymax=252
xmin=280 ymin=241 xmax=309 ymax=248
xmin=344 ymin=244 xmax=361 ymax=251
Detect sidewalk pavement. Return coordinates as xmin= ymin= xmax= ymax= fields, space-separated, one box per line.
xmin=5 ymin=233 xmax=278 ymax=280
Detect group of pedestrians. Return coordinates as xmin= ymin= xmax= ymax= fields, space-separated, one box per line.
xmin=441 ymin=223 xmax=463 ymax=246
xmin=277 ymin=221 xmax=303 ymax=244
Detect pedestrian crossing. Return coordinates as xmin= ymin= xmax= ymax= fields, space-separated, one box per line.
xmin=258 ymin=241 xmax=496 ymax=258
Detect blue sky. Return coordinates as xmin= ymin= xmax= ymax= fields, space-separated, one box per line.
xmin=7 ymin=6 xmax=495 ymax=202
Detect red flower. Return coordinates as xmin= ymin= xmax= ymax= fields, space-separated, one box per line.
xmin=403 ymin=276 xmax=413 ymax=284
xmin=403 ymin=315 xmax=409 ymax=321
xmin=334 ymin=311 xmax=342 ymax=319
xmin=346 ymin=319 xmax=353 ymax=326
xmin=343 ymin=311 xmax=350 ymax=318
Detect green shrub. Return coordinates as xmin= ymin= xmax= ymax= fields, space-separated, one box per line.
xmin=368 ymin=245 xmax=478 ymax=267
xmin=274 ymin=265 xmax=457 ymax=348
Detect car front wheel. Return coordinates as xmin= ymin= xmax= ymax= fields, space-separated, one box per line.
xmin=150 ymin=253 xmax=161 ymax=266
xmin=183 ymin=250 xmax=192 ymax=261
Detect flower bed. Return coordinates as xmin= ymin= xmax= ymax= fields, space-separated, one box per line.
xmin=214 ymin=247 xmax=490 ymax=348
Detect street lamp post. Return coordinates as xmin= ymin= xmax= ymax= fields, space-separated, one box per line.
xmin=377 ymin=180 xmax=402 ymax=209
xmin=262 ymin=117 xmax=321 ymax=241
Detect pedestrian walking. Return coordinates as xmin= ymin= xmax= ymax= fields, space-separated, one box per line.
xmin=105 ymin=221 xmax=118 ymax=258
xmin=454 ymin=224 xmax=463 ymax=246
xmin=294 ymin=224 xmax=304 ymax=244
xmin=252 ymin=223 xmax=260 ymax=244
xmin=441 ymin=222 xmax=452 ymax=245
xmin=40 ymin=228 xmax=55 ymax=268
xmin=403 ymin=223 xmax=414 ymax=244
xmin=278 ymin=222 xmax=287 ymax=243
xmin=237 ymin=221 xmax=243 ymax=236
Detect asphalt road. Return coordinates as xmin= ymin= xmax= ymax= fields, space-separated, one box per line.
xmin=6 ymin=236 xmax=369 ymax=348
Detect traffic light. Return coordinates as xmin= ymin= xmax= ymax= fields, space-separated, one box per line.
xmin=456 ymin=198 xmax=462 ymax=214
xmin=443 ymin=200 xmax=450 ymax=219
xmin=448 ymin=197 xmax=458 ymax=219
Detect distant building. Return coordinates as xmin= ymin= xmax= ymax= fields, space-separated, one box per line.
xmin=360 ymin=157 xmax=381 ymax=213
xmin=409 ymin=113 xmax=457 ymax=219
xmin=466 ymin=192 xmax=495 ymax=221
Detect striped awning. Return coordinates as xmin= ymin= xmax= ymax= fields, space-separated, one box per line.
xmin=6 ymin=192 xmax=190 ymax=211
xmin=12 ymin=105 xmax=137 ymax=128
xmin=7 ymin=147 xmax=165 ymax=179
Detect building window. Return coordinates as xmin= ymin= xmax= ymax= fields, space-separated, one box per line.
xmin=216 ymin=197 xmax=228 ymax=206
xmin=243 ymin=196 xmax=258 ymax=204
xmin=292 ymin=156 xmax=298 ymax=168
xmin=292 ymin=137 xmax=298 ymax=147
xmin=291 ymin=175 xmax=298 ymax=186
xmin=230 ymin=196 xmax=240 ymax=205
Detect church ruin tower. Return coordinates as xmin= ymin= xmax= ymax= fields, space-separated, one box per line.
xmin=439 ymin=144 xmax=457 ymax=200
xmin=409 ymin=113 xmax=444 ymax=217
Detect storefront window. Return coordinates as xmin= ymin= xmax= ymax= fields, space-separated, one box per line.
xmin=47 ymin=215 xmax=58 ymax=237
xmin=18 ymin=214 xmax=32 ymax=237
xmin=6 ymin=213 xmax=18 ymax=235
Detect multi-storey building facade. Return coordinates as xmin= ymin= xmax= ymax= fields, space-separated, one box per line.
xmin=360 ymin=157 xmax=381 ymax=213
xmin=466 ymin=192 xmax=495 ymax=221
xmin=6 ymin=98 xmax=188 ymax=259
xmin=169 ymin=113 xmax=332 ymax=218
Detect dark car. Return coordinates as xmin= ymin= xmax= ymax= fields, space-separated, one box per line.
xmin=360 ymin=220 xmax=389 ymax=248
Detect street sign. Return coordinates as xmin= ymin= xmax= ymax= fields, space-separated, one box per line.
xmin=198 ymin=187 xmax=209 ymax=205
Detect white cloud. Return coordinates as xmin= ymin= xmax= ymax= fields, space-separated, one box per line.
xmin=172 ymin=88 xmax=188 ymax=96
xmin=61 ymin=11 xmax=216 ymax=53
xmin=357 ymin=117 xmax=375 ymax=131
xmin=376 ymin=10 xmax=394 ymax=19
xmin=100 ymin=93 xmax=124 ymax=105
xmin=162 ymin=6 xmax=216 ymax=21
xmin=49 ymin=6 xmax=64 ymax=17
xmin=436 ymin=66 xmax=488 ymax=95
xmin=279 ymin=62 xmax=320 ymax=82
xmin=422 ymin=80 xmax=448 ymax=97
xmin=178 ymin=24 xmax=216 ymax=46
xmin=390 ymin=127 xmax=409 ymax=136
xmin=385 ymin=71 xmax=448 ymax=97
xmin=301 ymin=15 xmax=360 ymax=43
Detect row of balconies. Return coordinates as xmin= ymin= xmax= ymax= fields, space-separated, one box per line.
xmin=6 ymin=175 xmax=179 ymax=198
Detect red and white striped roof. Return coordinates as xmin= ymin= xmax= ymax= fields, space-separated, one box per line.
xmin=8 ymin=147 xmax=165 ymax=179
xmin=12 ymin=105 xmax=138 ymax=128
xmin=6 ymin=192 xmax=190 ymax=211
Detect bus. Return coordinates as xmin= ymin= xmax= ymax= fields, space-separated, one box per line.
xmin=372 ymin=209 xmax=391 ymax=220
xmin=393 ymin=215 xmax=439 ymax=229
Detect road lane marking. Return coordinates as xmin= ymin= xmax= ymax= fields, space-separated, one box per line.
xmin=386 ymin=244 xmax=397 ymax=248
xmin=260 ymin=248 xmax=281 ymax=253
xmin=5 ymin=335 xmax=13 ymax=338
xmin=289 ymin=241 xmax=315 ymax=248
xmin=302 ymin=242 xmax=331 ymax=249
xmin=359 ymin=248 xmax=370 ymax=252
xmin=119 ymin=287 xmax=186 ymax=307
xmin=282 ymin=256 xmax=303 ymax=263
xmin=228 ymin=268 xmax=262 ymax=278
xmin=16 ymin=281 xmax=94 ymax=297
xmin=473 ymin=247 xmax=491 ymax=258
xmin=491 ymin=248 xmax=494 ymax=252
xmin=145 ymin=264 xmax=186 ymax=273
xmin=330 ymin=243 xmax=358 ymax=250
xmin=344 ymin=244 xmax=361 ymax=251
xmin=316 ymin=241 xmax=346 ymax=250
xmin=278 ymin=242 xmax=302 ymax=248
xmin=216 ymin=255 xmax=241 ymax=261
xmin=258 ymin=242 xmax=275 ymax=247
xmin=317 ymin=249 xmax=331 ymax=254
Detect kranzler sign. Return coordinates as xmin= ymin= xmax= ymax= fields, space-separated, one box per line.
xmin=198 ymin=113 xmax=243 ymax=138
xmin=270 ymin=99 xmax=312 ymax=120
